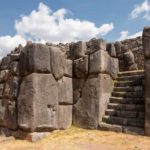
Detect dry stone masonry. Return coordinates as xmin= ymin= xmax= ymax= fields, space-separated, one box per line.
xmin=0 ymin=26 xmax=150 ymax=141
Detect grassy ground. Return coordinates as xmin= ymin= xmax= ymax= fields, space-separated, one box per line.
xmin=0 ymin=126 xmax=150 ymax=150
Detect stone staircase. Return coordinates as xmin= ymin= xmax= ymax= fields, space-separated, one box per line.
xmin=99 ymin=70 xmax=145 ymax=135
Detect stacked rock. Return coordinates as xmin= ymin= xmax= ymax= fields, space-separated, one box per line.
xmin=72 ymin=38 xmax=119 ymax=129
xmin=18 ymin=42 xmax=73 ymax=134
xmin=0 ymin=45 xmax=21 ymax=134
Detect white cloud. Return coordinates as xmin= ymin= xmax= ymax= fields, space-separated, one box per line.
xmin=118 ymin=31 xmax=142 ymax=41
xmin=0 ymin=2 xmax=114 ymax=58
xmin=130 ymin=0 xmax=150 ymax=20
xmin=15 ymin=2 xmax=114 ymax=43
xmin=0 ymin=35 xmax=26 ymax=58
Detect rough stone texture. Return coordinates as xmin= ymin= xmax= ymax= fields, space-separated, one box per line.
xmin=73 ymin=78 xmax=85 ymax=104
xmin=119 ymin=36 xmax=144 ymax=71
xmin=0 ymin=100 xmax=17 ymax=130
xmin=19 ymin=43 xmax=51 ymax=76
xmin=74 ymin=55 xmax=88 ymax=78
xmin=3 ymin=76 xmax=19 ymax=100
xmin=0 ymin=56 xmax=11 ymax=70
xmin=73 ymin=74 xmax=113 ymax=129
xmin=89 ymin=50 xmax=118 ymax=79
xmin=57 ymin=105 xmax=72 ymax=129
xmin=86 ymin=38 xmax=106 ymax=54
xmin=107 ymin=43 xmax=116 ymax=57
xmin=70 ymin=41 xmax=86 ymax=59
xmin=65 ymin=59 xmax=72 ymax=78
xmin=58 ymin=77 xmax=73 ymax=105
xmin=18 ymin=73 xmax=58 ymax=131
xmin=0 ymin=70 xmax=10 ymax=83
xmin=9 ymin=61 xmax=19 ymax=76
xmin=50 ymin=46 xmax=66 ymax=80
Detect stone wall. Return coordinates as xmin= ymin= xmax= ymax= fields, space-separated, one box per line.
xmin=0 ymin=34 xmax=147 ymax=140
xmin=71 ymin=39 xmax=118 ymax=129
xmin=113 ymin=36 xmax=144 ymax=71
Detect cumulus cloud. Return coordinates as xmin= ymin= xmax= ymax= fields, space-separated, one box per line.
xmin=118 ymin=31 xmax=142 ymax=41
xmin=0 ymin=35 xmax=26 ymax=58
xmin=15 ymin=2 xmax=114 ymax=43
xmin=0 ymin=2 xmax=114 ymax=58
xmin=130 ymin=0 xmax=150 ymax=20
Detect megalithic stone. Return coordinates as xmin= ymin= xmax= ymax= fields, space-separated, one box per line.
xmin=143 ymin=26 xmax=150 ymax=135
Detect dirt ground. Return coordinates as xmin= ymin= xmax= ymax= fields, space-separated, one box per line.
xmin=0 ymin=126 xmax=150 ymax=150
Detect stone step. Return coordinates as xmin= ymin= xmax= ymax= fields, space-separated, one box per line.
xmin=117 ymin=75 xmax=144 ymax=82
xmin=113 ymin=86 xmax=143 ymax=92
xmin=114 ymin=80 xmax=143 ymax=87
xmin=106 ymin=109 xmax=145 ymax=119
xmin=112 ymin=91 xmax=144 ymax=98
xmin=109 ymin=97 xmax=144 ymax=104
xmin=102 ymin=116 xmax=144 ymax=128
xmin=99 ymin=122 xmax=144 ymax=135
xmin=118 ymin=70 xmax=144 ymax=77
xmin=108 ymin=103 xmax=145 ymax=111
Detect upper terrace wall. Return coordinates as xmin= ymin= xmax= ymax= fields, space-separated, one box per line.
xmin=114 ymin=36 xmax=144 ymax=71
xmin=0 ymin=35 xmax=145 ymax=140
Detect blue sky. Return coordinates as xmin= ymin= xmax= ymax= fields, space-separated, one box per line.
xmin=0 ymin=0 xmax=150 ymax=56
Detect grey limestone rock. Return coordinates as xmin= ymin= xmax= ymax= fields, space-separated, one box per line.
xmin=50 ymin=46 xmax=66 ymax=80
xmin=18 ymin=73 xmax=58 ymax=131
xmin=19 ymin=43 xmax=51 ymax=76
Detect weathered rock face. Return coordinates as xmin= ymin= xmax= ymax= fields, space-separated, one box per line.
xmin=73 ymin=74 xmax=113 ymax=129
xmin=118 ymin=36 xmax=144 ymax=71
xmin=58 ymin=77 xmax=73 ymax=105
xmin=18 ymin=73 xmax=58 ymax=131
xmin=50 ymin=46 xmax=66 ymax=80
xmin=19 ymin=43 xmax=51 ymax=76
xmin=89 ymin=50 xmax=118 ymax=79
xmin=143 ymin=26 xmax=150 ymax=136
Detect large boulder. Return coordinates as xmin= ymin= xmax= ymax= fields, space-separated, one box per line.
xmin=0 ymin=70 xmax=10 ymax=83
xmin=0 ymin=56 xmax=11 ymax=70
xmin=0 ymin=99 xmax=17 ymax=130
xmin=89 ymin=50 xmax=118 ymax=79
xmin=70 ymin=42 xmax=86 ymax=59
xmin=18 ymin=73 xmax=58 ymax=131
xmin=86 ymin=38 xmax=106 ymax=54
xmin=124 ymin=50 xmax=135 ymax=65
xmin=58 ymin=77 xmax=73 ymax=105
xmin=73 ymin=74 xmax=113 ymax=129
xmin=19 ymin=43 xmax=51 ymax=76
xmin=73 ymin=55 xmax=88 ymax=78
xmin=50 ymin=46 xmax=66 ymax=80
xmin=3 ymin=76 xmax=19 ymax=100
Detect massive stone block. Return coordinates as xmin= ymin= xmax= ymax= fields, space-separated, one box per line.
xmin=0 ymin=100 xmax=17 ymax=130
xmin=106 ymin=43 xmax=116 ymax=57
xmin=70 ymin=42 xmax=86 ymax=59
xmin=58 ymin=77 xmax=73 ymax=105
xmin=0 ymin=56 xmax=11 ymax=70
xmin=86 ymin=38 xmax=106 ymax=54
xmin=57 ymin=105 xmax=72 ymax=129
xmin=73 ymin=74 xmax=113 ymax=129
xmin=143 ymin=26 xmax=150 ymax=135
xmin=73 ymin=78 xmax=85 ymax=104
xmin=50 ymin=46 xmax=66 ymax=80
xmin=0 ymin=70 xmax=10 ymax=83
xmin=19 ymin=43 xmax=51 ymax=76
xmin=3 ymin=76 xmax=19 ymax=100
xmin=74 ymin=55 xmax=88 ymax=78
xmin=10 ymin=61 xmax=19 ymax=76
xmin=89 ymin=50 xmax=118 ymax=79
xmin=18 ymin=73 xmax=58 ymax=131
